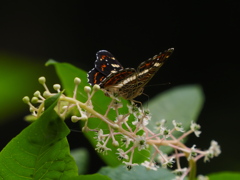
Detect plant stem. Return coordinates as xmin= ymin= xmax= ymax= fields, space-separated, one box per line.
xmin=188 ymin=159 xmax=196 ymax=180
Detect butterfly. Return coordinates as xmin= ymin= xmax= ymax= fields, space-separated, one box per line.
xmin=87 ymin=48 xmax=174 ymax=100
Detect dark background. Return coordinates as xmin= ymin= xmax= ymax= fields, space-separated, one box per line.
xmin=0 ymin=0 xmax=239 ymax=175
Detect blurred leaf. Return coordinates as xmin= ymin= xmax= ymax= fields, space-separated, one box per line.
xmin=208 ymin=171 xmax=240 ymax=180
xmin=71 ymin=148 xmax=89 ymax=175
xmin=71 ymin=174 xmax=111 ymax=180
xmin=146 ymin=84 xmax=204 ymax=153
xmin=0 ymin=94 xmax=79 ymax=179
xmin=0 ymin=53 xmax=49 ymax=123
xmin=98 ymin=165 xmax=175 ymax=180
xmin=48 ymin=61 xmax=148 ymax=166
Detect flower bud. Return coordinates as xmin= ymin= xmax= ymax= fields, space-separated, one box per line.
xmin=22 ymin=96 xmax=30 ymax=103
xmin=38 ymin=76 xmax=46 ymax=85
xmin=74 ymin=77 xmax=81 ymax=85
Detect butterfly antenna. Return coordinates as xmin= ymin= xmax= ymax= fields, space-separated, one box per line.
xmin=69 ymin=129 xmax=82 ymax=133
xmin=141 ymin=93 xmax=149 ymax=108
xmin=131 ymin=99 xmax=142 ymax=108
xmin=146 ymin=82 xmax=171 ymax=87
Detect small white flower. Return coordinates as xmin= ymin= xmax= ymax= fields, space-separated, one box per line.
xmin=141 ymin=160 xmax=159 ymax=171
xmin=209 ymin=140 xmax=221 ymax=156
xmin=197 ymin=175 xmax=209 ymax=180
xmin=162 ymin=156 xmax=175 ymax=168
xmin=137 ymin=109 xmax=151 ymax=120
xmin=121 ymin=135 xmax=133 ymax=148
xmin=132 ymin=111 xmax=150 ymax=129
xmin=115 ymin=114 xmax=129 ymax=124
xmin=204 ymin=140 xmax=221 ymax=162
xmin=160 ymin=119 xmax=166 ymax=125
xmin=155 ymin=119 xmax=166 ymax=131
xmin=116 ymin=148 xmax=129 ymax=160
xmin=132 ymin=118 xmax=139 ymax=126
xmin=172 ymin=120 xmax=184 ymax=132
xmin=143 ymin=113 xmax=151 ymax=125
xmin=134 ymin=135 xmax=148 ymax=151
xmin=123 ymin=161 xmax=139 ymax=171
xmin=94 ymin=129 xmax=106 ymax=142
xmin=188 ymin=145 xmax=198 ymax=160
xmin=132 ymin=117 xmax=149 ymax=129
xmin=159 ymin=126 xmax=170 ymax=138
xmin=157 ymin=153 xmax=168 ymax=166
xmin=111 ymin=100 xmax=123 ymax=109
xmin=95 ymin=142 xmax=112 ymax=155
xmin=172 ymin=167 xmax=188 ymax=175
xmin=127 ymin=104 xmax=140 ymax=114
xmin=190 ymin=121 xmax=201 ymax=137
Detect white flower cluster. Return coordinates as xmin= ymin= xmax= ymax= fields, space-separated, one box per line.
xmin=23 ymin=77 xmax=221 ymax=179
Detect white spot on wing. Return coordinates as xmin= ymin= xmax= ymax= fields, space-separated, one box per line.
xmin=139 ymin=69 xmax=149 ymax=76
xmin=154 ymin=62 xmax=161 ymax=67
xmin=112 ymin=64 xmax=121 ymax=68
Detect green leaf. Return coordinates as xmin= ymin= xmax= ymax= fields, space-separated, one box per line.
xmin=98 ymin=165 xmax=175 ymax=180
xmin=71 ymin=174 xmax=111 ymax=180
xmin=0 ymin=94 xmax=78 ymax=179
xmin=146 ymin=84 xmax=204 ymax=153
xmin=48 ymin=61 xmax=148 ymax=167
xmin=208 ymin=171 xmax=240 ymax=180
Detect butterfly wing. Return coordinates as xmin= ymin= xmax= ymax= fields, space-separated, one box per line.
xmin=88 ymin=48 xmax=174 ymax=99
xmin=95 ymin=50 xmax=124 ymax=75
xmin=136 ymin=48 xmax=174 ymax=86
xmin=87 ymin=50 xmax=124 ymax=86
xmin=87 ymin=68 xmax=106 ymax=86
xmin=99 ymin=68 xmax=136 ymax=88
